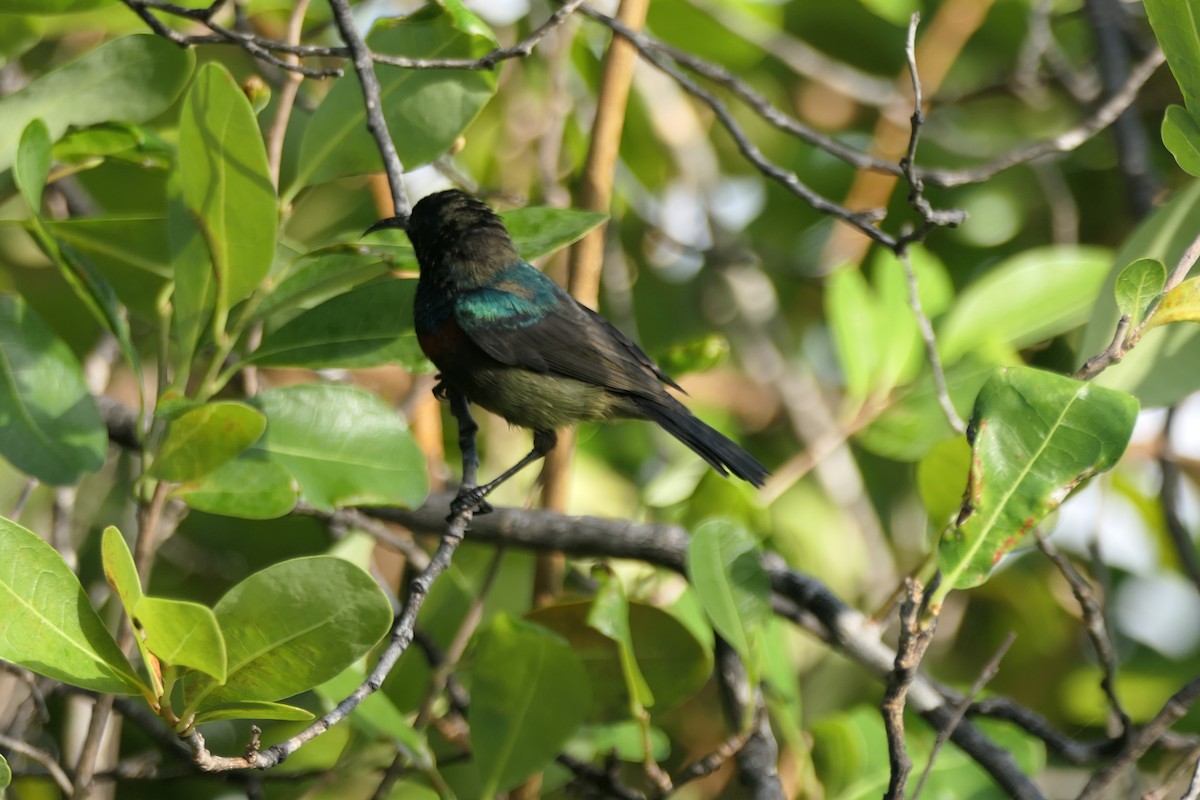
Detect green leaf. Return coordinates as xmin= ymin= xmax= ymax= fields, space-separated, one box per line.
xmin=0 ymin=516 xmax=144 ymax=694
xmin=936 ymin=367 xmax=1138 ymax=599
xmin=192 ymin=700 xmax=314 ymax=724
xmin=256 ymin=251 xmax=394 ymax=318
xmin=0 ymin=294 xmax=106 ymax=484
xmin=0 ymin=751 xmax=9 ymax=790
xmin=184 ymin=556 xmax=392 ymax=711
xmin=14 ymin=118 xmax=50 ymax=211
xmin=469 ymin=615 xmax=589 ymax=797
xmin=686 ymin=519 xmax=771 ymax=678
xmin=178 ymin=62 xmax=278 ymax=314
xmin=857 ymin=0 xmax=919 ymax=26
xmin=1114 ymin=258 xmax=1167 ymax=326
xmin=1148 ymin=276 xmax=1200 ymax=328
xmin=916 ymin=438 xmax=972 ymax=531
xmin=1079 ymin=182 xmax=1200 ymax=405
xmin=1163 ymin=105 xmax=1200 ymax=178
xmin=938 ymin=246 xmax=1112 ymax=362
xmin=587 ymin=571 xmax=654 ymax=709
xmin=172 ymin=457 xmax=298 ymax=520
xmin=53 ymin=122 xmax=171 ymax=169
xmin=135 ymin=597 xmax=227 ymax=682
xmin=42 ymin=217 xmax=171 ymax=320
xmin=0 ymin=16 xmax=41 ymax=68
xmin=149 ymin=401 xmax=266 ymax=483
xmin=252 ymin=280 xmax=423 ymax=369
xmin=167 ymin=167 xmax=215 ymax=383
xmin=826 ymin=266 xmax=881 ymax=402
xmin=1145 ymin=0 xmax=1200 ymax=115
xmin=101 ymin=526 xmax=143 ymax=610
xmin=570 ymin=722 xmax=671 ymax=762
xmin=292 ymin=2 xmax=498 ymax=192
xmin=501 ymin=207 xmax=608 ymax=260
xmin=246 ymin=384 xmax=429 ymax=511
xmin=0 ymin=34 xmax=194 ymax=173
xmin=529 ymin=600 xmax=711 ymax=721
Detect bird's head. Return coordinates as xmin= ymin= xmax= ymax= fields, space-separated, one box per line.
xmin=395 ymin=189 xmax=521 ymax=285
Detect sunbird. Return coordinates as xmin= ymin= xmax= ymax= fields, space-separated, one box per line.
xmin=371 ymin=189 xmax=769 ymax=513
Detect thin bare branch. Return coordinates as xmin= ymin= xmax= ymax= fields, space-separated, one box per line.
xmin=0 ymin=731 xmax=75 ymax=795
xmin=900 ymin=248 xmax=965 ymax=434
xmin=882 ymin=579 xmax=937 ymax=800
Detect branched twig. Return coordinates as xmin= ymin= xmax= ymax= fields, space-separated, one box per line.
xmin=921 ymin=48 xmax=1165 ymax=188
xmin=327 ymin=0 xmax=408 ymax=218
xmin=882 ymin=579 xmax=938 ymax=800
xmin=0 ymin=731 xmax=75 ymax=796
xmin=559 ymin=752 xmax=647 ymax=800
xmin=912 ymin=632 xmax=1015 ymax=799
xmin=1035 ymin=533 xmax=1130 ymax=738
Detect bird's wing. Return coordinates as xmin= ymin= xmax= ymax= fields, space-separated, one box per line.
xmin=454 ymin=263 xmax=677 ymax=396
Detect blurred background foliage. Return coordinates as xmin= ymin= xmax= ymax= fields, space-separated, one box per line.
xmin=1 ymin=0 xmax=1200 ymax=797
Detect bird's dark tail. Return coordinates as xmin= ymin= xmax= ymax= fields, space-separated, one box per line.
xmin=633 ymin=396 xmax=769 ymax=487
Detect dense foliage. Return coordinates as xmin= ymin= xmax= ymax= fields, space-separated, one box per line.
xmin=1 ymin=0 xmax=1200 ymax=797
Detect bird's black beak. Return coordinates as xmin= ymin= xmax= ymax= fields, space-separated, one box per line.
xmin=362 ymin=215 xmax=409 ymax=238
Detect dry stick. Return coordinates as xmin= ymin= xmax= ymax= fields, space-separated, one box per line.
xmin=1183 ymin=755 xmax=1200 ymax=800
xmin=1035 ymin=534 xmax=1130 ymax=737
xmin=265 ymin=0 xmax=310 ymax=188
xmin=0 ymin=731 xmax=76 ymax=796
xmin=881 ymin=580 xmax=938 ymax=800
xmin=326 ymin=0 xmax=408 ymax=218
xmin=1077 ymin=676 xmax=1200 ymax=800
xmin=911 ymin=632 xmax=1016 ymax=800
xmin=712 ymin=639 xmax=785 ymax=800
xmin=537 ymin=0 xmax=649 ymax=607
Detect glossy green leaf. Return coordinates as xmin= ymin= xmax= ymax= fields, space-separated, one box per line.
xmin=938 ymin=246 xmax=1112 ymax=362
xmin=185 ymin=556 xmax=392 ymax=711
xmin=172 ymin=457 xmax=298 ymax=520
xmin=178 ymin=62 xmax=278 ymax=313
xmin=1163 ymin=105 xmax=1200 ymax=178
xmin=1080 ymin=182 xmax=1200 ymax=405
xmin=192 ymin=700 xmax=314 ymax=724
xmin=469 ymin=614 xmax=589 ymax=797
xmin=570 ymin=722 xmax=671 ymax=762
xmin=293 ymin=2 xmax=497 ymax=191
xmin=1148 ymin=276 xmax=1200 ymax=328
xmin=0 ymin=34 xmax=193 ymax=173
xmin=0 ymin=516 xmax=144 ymax=694
xmin=686 ymin=519 xmax=771 ymax=676
xmin=256 ymin=251 xmax=393 ymax=318
xmin=42 ymin=217 xmax=171 ymax=319
xmin=149 ymin=401 xmax=266 ymax=483
xmin=0 ymin=295 xmax=106 ymax=484
xmin=1114 ymin=258 xmax=1167 ymax=327
xmin=167 ymin=167 xmax=215 ymax=383
xmin=14 ymin=119 xmax=50 ymax=211
xmin=135 ymin=596 xmax=226 ymax=682
xmin=252 ymin=280 xmax=423 ymax=369
xmin=587 ymin=570 xmax=654 ymax=709
xmin=101 ymin=526 xmax=143 ymax=610
xmin=246 ymin=384 xmax=429 ymax=511
xmin=0 ymin=752 xmax=9 ymax=790
xmin=53 ymin=122 xmax=171 ymax=169
xmin=319 ymin=666 xmax=434 ymax=771
xmin=1145 ymin=0 xmax=1200 ymax=115
xmin=936 ymin=367 xmax=1138 ymax=598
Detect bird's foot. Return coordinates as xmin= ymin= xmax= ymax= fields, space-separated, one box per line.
xmin=432 ymin=376 xmax=449 ymax=400
xmin=448 ymin=487 xmax=493 ymax=521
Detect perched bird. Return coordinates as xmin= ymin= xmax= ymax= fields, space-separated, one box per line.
xmin=373 ymin=189 xmax=768 ymax=513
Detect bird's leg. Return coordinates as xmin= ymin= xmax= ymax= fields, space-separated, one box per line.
xmin=449 ymin=429 xmax=558 ymax=519
xmin=445 ymin=388 xmax=492 ymax=517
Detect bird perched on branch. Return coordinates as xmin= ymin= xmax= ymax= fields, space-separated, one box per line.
xmin=370 ymin=189 xmax=769 ymax=514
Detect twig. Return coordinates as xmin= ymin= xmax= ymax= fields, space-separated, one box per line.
xmin=181 ymin=392 xmax=479 ymax=771
xmin=912 ymin=632 xmax=1016 ymax=799
xmin=713 ymin=639 xmax=784 ymax=799
xmin=1182 ymin=754 xmax=1200 ymax=800
xmin=135 ymin=480 xmax=171 ymax=580
xmin=71 ymin=694 xmax=116 ymax=799
xmin=900 ymin=249 xmax=965 ymax=434
xmin=582 ymin=7 xmax=895 ymax=249
xmin=265 ymin=0 xmax=310 ymax=188
xmin=1035 ymin=534 xmax=1131 ymax=737
xmin=882 ymin=579 xmax=938 ymax=800
xmin=1073 ymin=314 xmax=1131 ymax=380
xmin=921 ymin=48 xmax=1165 ymax=188
xmin=670 ymin=704 xmax=766 ymax=792
xmin=327 ymin=0 xmax=408 ymax=218
xmin=0 ymin=731 xmax=75 ymax=796
xmin=295 ymin=503 xmax=432 ymax=571
xmin=8 ymin=479 xmax=36 ymax=520
xmin=1077 ymin=676 xmax=1200 ymax=799
xmin=1160 ymin=410 xmax=1200 ymax=595
xmin=559 ymin=752 xmax=647 ymax=800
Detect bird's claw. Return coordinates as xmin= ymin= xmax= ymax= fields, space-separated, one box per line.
xmin=432 ymin=376 xmax=449 ymax=400
xmin=447 ymin=487 xmax=493 ymax=521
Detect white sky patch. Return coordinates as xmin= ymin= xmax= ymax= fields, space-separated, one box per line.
xmin=1114 ymin=572 xmax=1200 ymax=658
